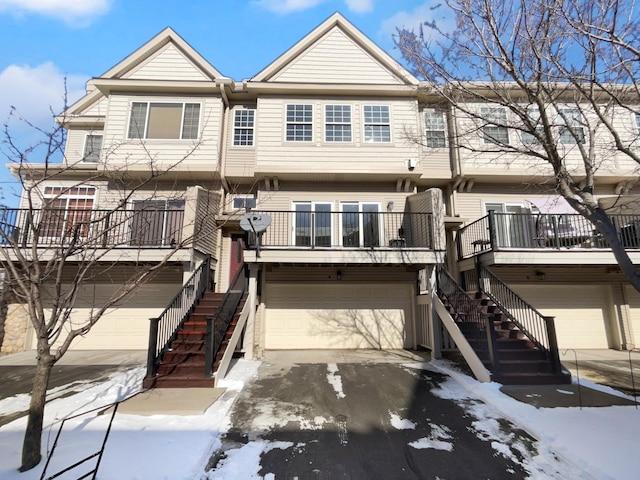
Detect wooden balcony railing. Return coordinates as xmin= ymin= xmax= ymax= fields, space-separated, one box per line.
xmin=458 ymin=211 xmax=640 ymax=258
xmin=0 ymin=208 xmax=185 ymax=248
xmin=245 ymin=210 xmax=435 ymax=249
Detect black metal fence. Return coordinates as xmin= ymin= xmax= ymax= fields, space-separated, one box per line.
xmin=204 ymin=263 xmax=248 ymax=377
xmin=436 ymin=265 xmax=498 ymax=368
xmin=465 ymin=264 xmax=562 ymax=373
xmin=145 ymin=256 xmax=211 ymax=380
xmin=0 ymin=208 xmax=184 ymax=248
xmin=246 ymin=210 xmax=435 ymax=249
xmin=457 ymin=212 xmax=640 ymax=258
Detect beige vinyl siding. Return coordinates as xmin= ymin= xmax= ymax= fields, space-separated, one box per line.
xmin=103 ymin=94 xmax=221 ymax=169
xmin=193 ymin=187 xmax=221 ymax=256
xmin=82 ymin=97 xmax=108 ymax=117
xmin=126 ymin=43 xmax=209 ymax=81
xmin=217 ymin=234 xmax=232 ymax=293
xmin=272 ymin=29 xmax=403 ymax=85
xmin=254 ymin=97 xmax=420 ymax=175
xmin=511 ymin=284 xmax=611 ymax=349
xmin=264 ymin=282 xmax=412 ymax=349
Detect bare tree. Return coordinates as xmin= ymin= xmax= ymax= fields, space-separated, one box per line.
xmin=394 ymin=0 xmax=640 ymax=290
xmin=0 ymin=106 xmax=218 ymax=471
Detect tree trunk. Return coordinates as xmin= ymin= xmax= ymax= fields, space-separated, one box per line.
xmin=19 ymin=348 xmax=54 ymax=472
xmin=590 ymin=208 xmax=640 ymax=292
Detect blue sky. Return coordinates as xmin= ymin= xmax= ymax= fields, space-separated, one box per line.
xmin=0 ymin=0 xmax=446 ymax=205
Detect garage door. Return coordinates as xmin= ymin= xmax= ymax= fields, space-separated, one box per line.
xmin=33 ymin=282 xmax=181 ymax=350
xmin=264 ymin=283 xmax=411 ymax=349
xmin=624 ymin=285 xmax=640 ymax=347
xmin=511 ymin=285 xmax=610 ymax=349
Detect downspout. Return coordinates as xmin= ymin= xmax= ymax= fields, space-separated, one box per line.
xmin=217 ymin=79 xmax=232 ymax=193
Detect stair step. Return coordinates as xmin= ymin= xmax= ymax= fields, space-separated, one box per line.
xmin=492 ymin=371 xmax=572 ymax=386
xmin=144 ymin=375 xmax=215 ymax=389
xmin=158 ymin=363 xmax=207 ymax=376
xmin=497 ymin=359 xmax=555 ymax=374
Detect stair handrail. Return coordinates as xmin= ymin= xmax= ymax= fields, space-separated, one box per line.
xmin=204 ymin=263 xmax=249 ymax=377
xmin=145 ymin=255 xmax=211 ymax=380
xmin=474 ymin=264 xmax=562 ymax=373
xmin=436 ymin=265 xmax=500 ymax=370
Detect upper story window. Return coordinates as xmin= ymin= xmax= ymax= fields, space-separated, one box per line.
xmin=41 ymin=186 xmax=96 ymax=239
xmin=325 ymin=105 xmax=352 ymax=142
xmin=634 ymin=112 xmax=640 ymax=135
xmin=521 ymin=108 xmax=542 ymax=144
xmin=481 ymin=107 xmax=510 ymax=145
xmin=232 ymin=196 xmax=257 ymax=210
xmin=363 ymin=105 xmax=391 ymax=143
xmin=286 ymin=104 xmax=313 ymax=141
xmin=233 ymin=109 xmax=255 ymax=146
xmin=127 ymin=102 xmax=201 ymax=140
xmin=424 ymin=109 xmax=446 ymax=148
xmin=83 ymin=134 xmax=103 ymax=162
xmin=558 ymin=108 xmax=585 ymax=144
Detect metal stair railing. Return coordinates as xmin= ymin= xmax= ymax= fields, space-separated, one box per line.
xmin=469 ymin=264 xmax=562 ymax=374
xmin=436 ymin=265 xmax=499 ymax=370
xmin=204 ymin=263 xmax=249 ymax=377
xmin=144 ymin=255 xmax=212 ymax=381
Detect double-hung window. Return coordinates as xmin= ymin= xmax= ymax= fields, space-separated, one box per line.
xmin=41 ymin=186 xmax=96 ymax=240
xmin=481 ymin=107 xmax=510 ymax=145
xmin=558 ymin=108 xmax=585 ymax=144
xmin=325 ymin=105 xmax=352 ymax=142
xmin=635 ymin=112 xmax=640 ymax=135
xmin=286 ymin=104 xmax=313 ymax=141
xmin=233 ymin=109 xmax=256 ymax=146
xmin=363 ymin=105 xmax=391 ymax=142
xmin=128 ymin=102 xmax=201 ymax=139
xmin=83 ymin=134 xmax=103 ymax=162
xmin=424 ymin=109 xmax=446 ymax=148
xmin=521 ymin=108 xmax=542 ymax=145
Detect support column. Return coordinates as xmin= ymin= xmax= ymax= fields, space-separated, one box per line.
xmin=242 ymin=264 xmax=259 ymax=359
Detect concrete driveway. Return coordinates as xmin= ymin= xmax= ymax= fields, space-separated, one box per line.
xmin=205 ymin=350 xmax=582 ymax=479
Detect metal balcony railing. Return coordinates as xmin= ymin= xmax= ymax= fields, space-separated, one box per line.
xmin=458 ymin=211 xmax=640 ymax=258
xmin=246 ymin=210 xmax=435 ymax=249
xmin=0 ymin=208 xmax=185 ymax=248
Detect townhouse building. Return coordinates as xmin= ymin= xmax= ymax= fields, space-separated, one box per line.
xmin=1 ymin=13 xmax=639 ymax=385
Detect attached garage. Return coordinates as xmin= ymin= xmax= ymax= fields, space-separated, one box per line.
xmin=511 ymin=285 xmax=612 ymax=349
xmin=624 ymin=285 xmax=640 ymax=347
xmin=264 ymin=283 xmax=412 ymax=349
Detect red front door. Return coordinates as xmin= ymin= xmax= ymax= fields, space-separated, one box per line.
xmin=229 ymin=234 xmax=245 ymax=282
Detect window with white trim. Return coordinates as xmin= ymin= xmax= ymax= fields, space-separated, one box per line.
xmin=363 ymin=105 xmax=391 ymax=142
xmin=232 ymin=196 xmax=257 ymax=210
xmin=41 ymin=186 xmax=96 ymax=239
xmin=82 ymin=134 xmax=102 ymax=162
xmin=130 ymin=199 xmax=185 ymax=247
xmin=341 ymin=202 xmax=380 ymax=247
xmin=634 ymin=112 xmax=640 ymax=136
xmin=286 ymin=104 xmax=313 ymax=141
xmin=481 ymin=107 xmax=510 ymax=145
xmin=521 ymin=108 xmax=542 ymax=144
xmin=558 ymin=108 xmax=585 ymax=144
xmin=325 ymin=105 xmax=352 ymax=142
xmin=424 ymin=109 xmax=446 ymax=148
xmin=233 ymin=109 xmax=255 ymax=146
xmin=127 ymin=102 xmax=201 ymax=139
xmin=293 ymin=202 xmax=332 ymax=246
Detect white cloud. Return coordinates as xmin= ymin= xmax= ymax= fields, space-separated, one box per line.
xmin=0 ymin=0 xmax=112 ymax=25
xmin=380 ymin=2 xmax=453 ymax=41
xmin=253 ymin=0 xmax=329 ymax=14
xmin=345 ymin=0 xmax=373 ymax=13
xmin=0 ymin=62 xmax=87 ymax=133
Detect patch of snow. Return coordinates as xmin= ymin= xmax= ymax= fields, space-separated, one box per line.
xmin=326 ymin=363 xmax=346 ymax=399
xmin=389 ymin=411 xmax=416 ymax=430
xmin=556 ymin=389 xmax=574 ymax=395
xmin=299 ymin=416 xmax=328 ymax=430
xmin=205 ymin=440 xmax=293 ymax=480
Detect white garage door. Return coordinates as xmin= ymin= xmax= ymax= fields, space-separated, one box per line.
xmin=264 ymin=283 xmax=411 ymax=349
xmin=33 ymin=282 xmax=181 ymax=350
xmin=511 ymin=285 xmax=610 ymax=349
xmin=624 ymin=285 xmax=640 ymax=347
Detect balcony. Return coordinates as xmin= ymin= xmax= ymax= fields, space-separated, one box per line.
xmin=0 ymin=208 xmax=190 ymax=262
xmin=243 ymin=210 xmax=441 ymax=265
xmin=457 ymin=211 xmax=640 ymax=266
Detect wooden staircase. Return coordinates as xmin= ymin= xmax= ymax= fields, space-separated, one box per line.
xmin=443 ymin=291 xmax=571 ymax=385
xmin=142 ymin=292 xmax=247 ymax=389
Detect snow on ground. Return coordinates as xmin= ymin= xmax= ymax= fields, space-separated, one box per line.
xmin=0 ymin=358 xmax=639 ymax=479
xmin=326 ymin=363 xmax=345 ymax=399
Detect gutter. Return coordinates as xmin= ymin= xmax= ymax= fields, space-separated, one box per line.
xmin=216 ymin=79 xmax=232 ymax=193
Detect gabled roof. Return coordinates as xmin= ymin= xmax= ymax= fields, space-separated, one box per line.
xmin=252 ymin=12 xmax=419 ymax=86
xmin=100 ymin=27 xmax=224 ymax=81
